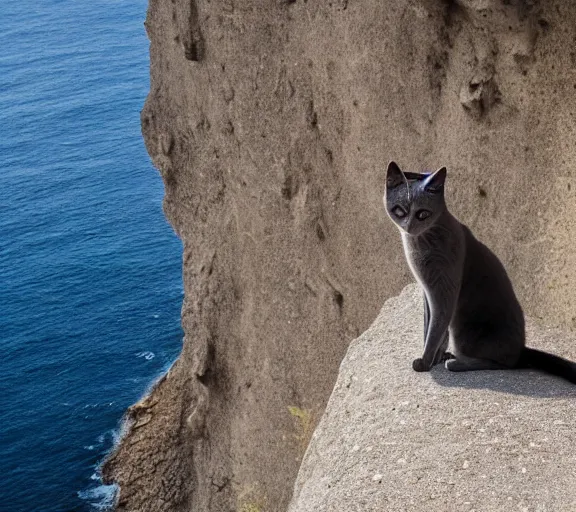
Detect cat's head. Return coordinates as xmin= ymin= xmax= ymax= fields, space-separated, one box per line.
xmin=384 ymin=161 xmax=447 ymax=236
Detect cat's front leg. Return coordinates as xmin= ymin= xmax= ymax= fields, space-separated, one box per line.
xmin=423 ymin=292 xmax=430 ymax=345
xmin=432 ymin=331 xmax=451 ymax=365
xmin=413 ymin=320 xmax=450 ymax=371
xmin=413 ymin=289 xmax=456 ymax=371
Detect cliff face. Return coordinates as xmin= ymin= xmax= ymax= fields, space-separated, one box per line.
xmin=103 ymin=1 xmax=576 ymax=511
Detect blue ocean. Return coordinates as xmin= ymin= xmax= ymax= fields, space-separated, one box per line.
xmin=1 ymin=1 xmax=183 ymax=510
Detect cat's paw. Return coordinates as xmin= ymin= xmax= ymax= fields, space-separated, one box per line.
xmin=412 ymin=358 xmax=431 ymax=372
xmin=433 ymin=351 xmax=454 ymax=365
xmin=444 ymin=358 xmax=460 ymax=371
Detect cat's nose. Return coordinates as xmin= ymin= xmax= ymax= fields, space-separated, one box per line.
xmin=406 ymin=217 xmax=416 ymax=233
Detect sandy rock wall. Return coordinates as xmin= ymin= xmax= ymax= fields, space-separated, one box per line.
xmin=103 ymin=1 xmax=576 ymax=511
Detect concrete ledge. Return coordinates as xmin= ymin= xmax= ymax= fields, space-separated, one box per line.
xmin=288 ymin=285 xmax=576 ymax=512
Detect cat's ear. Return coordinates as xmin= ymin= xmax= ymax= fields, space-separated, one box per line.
xmin=386 ymin=161 xmax=406 ymax=189
xmin=424 ymin=166 xmax=446 ymax=194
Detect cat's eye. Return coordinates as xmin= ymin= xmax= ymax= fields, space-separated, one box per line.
xmin=416 ymin=209 xmax=431 ymax=220
xmin=392 ymin=206 xmax=407 ymax=218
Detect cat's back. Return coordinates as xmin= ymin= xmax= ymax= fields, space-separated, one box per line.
xmin=457 ymin=223 xmax=524 ymax=324
xmin=461 ymin=224 xmax=511 ymax=282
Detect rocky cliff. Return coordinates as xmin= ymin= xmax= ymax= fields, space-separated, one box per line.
xmin=103 ymin=1 xmax=576 ymax=511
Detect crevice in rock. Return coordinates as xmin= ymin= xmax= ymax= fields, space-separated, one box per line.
xmin=183 ymin=0 xmax=204 ymax=61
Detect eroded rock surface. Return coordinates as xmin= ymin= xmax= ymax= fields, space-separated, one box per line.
xmin=104 ymin=1 xmax=576 ymax=511
xmin=289 ymin=284 xmax=576 ymax=512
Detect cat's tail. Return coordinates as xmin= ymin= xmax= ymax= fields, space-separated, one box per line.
xmin=517 ymin=347 xmax=576 ymax=384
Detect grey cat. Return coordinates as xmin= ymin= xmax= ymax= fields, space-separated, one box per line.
xmin=384 ymin=161 xmax=576 ymax=383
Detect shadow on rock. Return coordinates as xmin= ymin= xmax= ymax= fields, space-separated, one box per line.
xmin=429 ymin=365 xmax=576 ymax=398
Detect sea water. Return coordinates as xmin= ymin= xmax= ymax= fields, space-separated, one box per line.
xmin=1 ymin=1 xmax=183 ymax=510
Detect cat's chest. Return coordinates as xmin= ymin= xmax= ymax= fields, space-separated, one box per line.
xmin=401 ymin=233 xmax=452 ymax=279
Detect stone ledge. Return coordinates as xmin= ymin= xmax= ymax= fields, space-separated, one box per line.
xmin=288 ymin=284 xmax=576 ymax=512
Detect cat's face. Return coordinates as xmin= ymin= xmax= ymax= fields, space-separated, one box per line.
xmin=384 ymin=161 xmax=447 ymax=236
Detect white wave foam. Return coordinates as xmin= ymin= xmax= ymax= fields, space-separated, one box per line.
xmin=78 ymin=484 xmax=118 ymax=510
xmin=78 ymin=472 xmax=118 ymax=511
xmin=136 ymin=351 xmax=155 ymax=360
